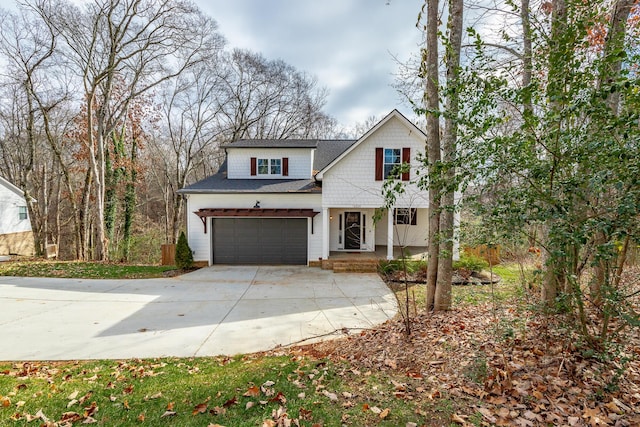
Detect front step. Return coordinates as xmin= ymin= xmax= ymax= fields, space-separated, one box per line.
xmin=330 ymin=259 xmax=379 ymax=273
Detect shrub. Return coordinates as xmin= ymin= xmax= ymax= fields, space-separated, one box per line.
xmin=453 ymin=253 xmax=489 ymax=272
xmin=175 ymin=231 xmax=194 ymax=270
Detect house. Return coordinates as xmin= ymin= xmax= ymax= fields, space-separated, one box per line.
xmin=178 ymin=109 xmax=430 ymax=266
xmin=0 ymin=176 xmax=35 ymax=256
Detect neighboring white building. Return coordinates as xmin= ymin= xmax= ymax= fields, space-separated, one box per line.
xmin=178 ymin=110 xmax=431 ymax=266
xmin=0 ymin=176 xmax=35 ymax=256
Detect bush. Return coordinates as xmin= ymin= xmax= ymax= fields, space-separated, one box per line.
xmin=175 ymin=231 xmax=194 ymax=270
xmin=453 ymin=253 xmax=489 ymax=272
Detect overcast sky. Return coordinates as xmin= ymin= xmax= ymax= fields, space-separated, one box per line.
xmin=195 ymin=0 xmax=424 ymax=128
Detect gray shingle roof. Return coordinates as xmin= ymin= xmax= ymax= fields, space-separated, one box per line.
xmin=313 ymin=140 xmax=356 ymax=171
xmin=178 ymin=161 xmax=321 ymax=194
xmin=179 ymin=139 xmax=356 ymax=194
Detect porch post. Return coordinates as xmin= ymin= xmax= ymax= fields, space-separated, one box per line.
xmin=322 ymin=207 xmax=330 ymax=259
xmin=387 ymin=208 xmax=394 ymax=260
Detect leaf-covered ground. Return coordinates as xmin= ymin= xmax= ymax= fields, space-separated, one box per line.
xmin=0 ymin=265 xmax=638 ymax=426
xmin=286 ymin=269 xmax=640 ymax=426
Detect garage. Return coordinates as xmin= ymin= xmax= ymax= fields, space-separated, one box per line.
xmin=212 ymin=218 xmax=308 ymax=265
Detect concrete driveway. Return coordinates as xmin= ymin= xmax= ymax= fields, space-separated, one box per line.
xmin=0 ymin=266 xmax=397 ymax=361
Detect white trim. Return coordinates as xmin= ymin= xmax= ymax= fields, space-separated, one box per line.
xmin=322 ymin=207 xmax=329 ymax=259
xmin=0 ymin=176 xmax=26 ymax=200
xmin=386 ymin=208 xmax=393 ymax=260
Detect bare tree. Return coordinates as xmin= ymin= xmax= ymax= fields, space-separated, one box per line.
xmin=216 ymin=49 xmax=335 ymax=141
xmin=155 ymin=59 xmax=226 ymax=244
xmin=28 ymin=0 xmax=224 ymax=260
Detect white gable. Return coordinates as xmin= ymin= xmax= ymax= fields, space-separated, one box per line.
xmin=320 ymin=113 xmax=429 ymax=209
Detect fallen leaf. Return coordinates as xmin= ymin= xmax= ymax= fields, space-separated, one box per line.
xmin=245 ymin=401 xmax=254 ymax=410
xmin=370 ymin=406 xmax=382 ymax=414
xmin=269 ymin=391 xmax=286 ymax=405
xmin=223 ymin=396 xmax=237 ymax=408
xmin=244 ymin=386 xmax=260 ymax=397
xmin=35 ymin=409 xmax=49 ymax=422
xmin=478 ymin=407 xmax=497 ymax=424
xmin=379 ymin=408 xmax=390 ymax=419
xmin=209 ymin=406 xmax=226 ymax=415
xmin=143 ymin=392 xmax=162 ymax=401
xmin=83 ymin=416 xmax=97 ymax=424
xmin=160 ymin=410 xmax=176 ymax=418
xmin=192 ymin=402 xmax=208 ymax=415
xmin=68 ymin=390 xmax=79 ymax=400
xmin=137 ymin=413 xmax=145 ymax=422
xmin=322 ymin=390 xmax=338 ymax=401
xmin=166 ymin=402 xmax=175 ymax=410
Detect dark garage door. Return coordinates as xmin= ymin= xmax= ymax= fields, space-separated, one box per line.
xmin=212 ymin=218 xmax=307 ymax=265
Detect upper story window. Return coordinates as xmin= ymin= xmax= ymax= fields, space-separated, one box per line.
xmin=18 ymin=206 xmax=27 ymax=220
xmin=384 ymin=148 xmax=401 ymax=179
xmin=375 ymin=147 xmax=410 ymax=181
xmin=251 ymin=157 xmax=288 ymax=176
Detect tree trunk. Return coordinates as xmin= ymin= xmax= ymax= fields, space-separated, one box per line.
xmin=424 ymin=0 xmax=442 ymax=311
xmin=521 ymin=0 xmax=533 ymax=115
xmin=122 ymin=136 xmax=137 ymax=261
xmin=434 ymin=0 xmax=463 ymax=311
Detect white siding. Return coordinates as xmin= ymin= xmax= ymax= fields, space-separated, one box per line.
xmin=0 ymin=182 xmax=31 ymax=235
xmin=185 ymin=193 xmax=322 ymax=264
xmin=227 ymin=148 xmax=313 ymax=179
xmin=374 ymin=208 xmax=429 ymax=247
xmin=321 ymin=116 xmax=429 ymax=209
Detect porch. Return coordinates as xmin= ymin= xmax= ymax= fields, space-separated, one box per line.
xmin=319 ymin=245 xmax=428 ymax=273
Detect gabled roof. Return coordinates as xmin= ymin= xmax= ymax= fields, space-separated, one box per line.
xmin=314 ymin=140 xmax=356 ymax=171
xmin=0 ymin=176 xmax=26 ymax=199
xmin=314 ymin=109 xmax=427 ymax=180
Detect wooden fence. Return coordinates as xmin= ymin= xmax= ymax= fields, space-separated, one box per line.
xmin=161 ymin=244 xmax=176 ymax=266
xmin=463 ymin=245 xmax=501 ymax=265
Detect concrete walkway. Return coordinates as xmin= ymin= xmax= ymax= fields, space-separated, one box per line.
xmin=0 ymin=266 xmax=397 ymax=361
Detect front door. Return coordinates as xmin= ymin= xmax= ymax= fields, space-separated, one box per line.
xmin=344 ymin=211 xmax=361 ymax=250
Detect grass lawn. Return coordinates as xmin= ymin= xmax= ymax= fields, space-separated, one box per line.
xmin=0 ymin=356 xmax=442 ymax=426
xmin=0 ymin=260 xmax=177 ymax=279
xmin=391 ymin=262 xmax=534 ymax=314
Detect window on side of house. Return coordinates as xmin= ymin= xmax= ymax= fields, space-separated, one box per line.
xmin=394 ymin=208 xmax=417 ymax=225
xmin=257 ymin=158 xmax=282 ymax=175
xmin=270 ymin=158 xmax=281 ymax=175
xmin=18 ymin=206 xmax=27 ymax=220
xmin=383 ymin=148 xmax=401 ymax=179
xmin=257 ymin=158 xmax=269 ymax=174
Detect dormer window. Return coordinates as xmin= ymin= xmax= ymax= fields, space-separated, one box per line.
xmin=251 ymin=157 xmax=289 ymax=176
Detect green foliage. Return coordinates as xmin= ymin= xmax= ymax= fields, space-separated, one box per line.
xmin=452 ymin=0 xmax=640 ymax=350
xmin=175 ymin=231 xmax=194 ymax=270
xmin=378 ymin=259 xmax=427 ymax=275
xmin=453 ymin=253 xmax=488 ymax=272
